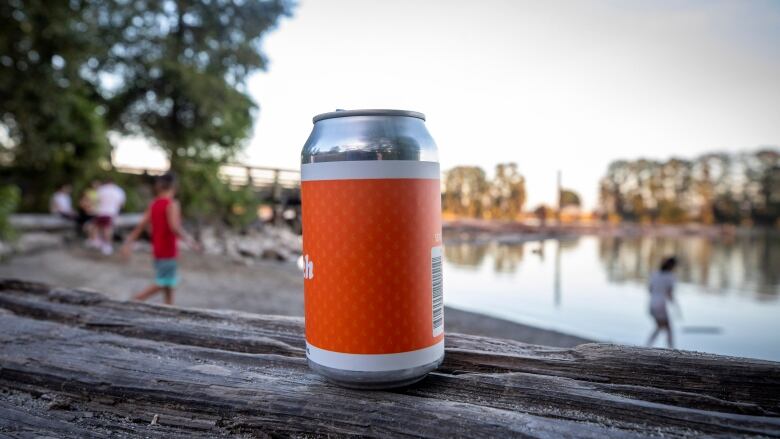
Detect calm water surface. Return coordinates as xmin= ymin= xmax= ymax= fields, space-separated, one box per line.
xmin=442 ymin=234 xmax=780 ymax=361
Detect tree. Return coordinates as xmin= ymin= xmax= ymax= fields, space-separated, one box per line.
xmin=598 ymin=149 xmax=780 ymax=225
xmin=1 ymin=0 xmax=294 ymax=218
xmin=559 ymin=189 xmax=580 ymax=208
xmin=740 ymin=149 xmax=780 ymax=225
xmin=443 ymin=166 xmax=489 ymax=218
xmin=0 ymin=184 xmax=20 ymax=240
xmin=0 ymin=1 xmax=110 ymax=210
xmin=94 ymin=0 xmax=292 ymax=220
xmin=443 ymin=164 xmax=529 ymax=220
xmin=533 ymin=204 xmax=553 ymax=226
xmin=97 ymin=0 xmax=292 ymax=169
xmin=487 ymin=163 xmax=525 ymax=220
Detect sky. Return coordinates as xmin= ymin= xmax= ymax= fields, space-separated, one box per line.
xmin=113 ymin=0 xmax=780 ymax=209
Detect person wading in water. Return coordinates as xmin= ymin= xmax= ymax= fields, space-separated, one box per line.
xmin=646 ymin=256 xmax=678 ymax=348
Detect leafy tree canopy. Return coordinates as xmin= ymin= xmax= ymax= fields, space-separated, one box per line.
xmin=95 ymin=0 xmax=293 ymax=166
xmin=443 ymin=163 xmax=527 ymax=220
xmin=559 ymin=189 xmax=581 ymax=208
xmin=599 ymin=149 xmax=779 ymax=225
xmin=1 ymin=0 xmax=294 ymax=214
xmin=0 ymin=0 xmax=110 ymax=208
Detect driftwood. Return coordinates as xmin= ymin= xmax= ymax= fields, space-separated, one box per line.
xmin=0 ymin=279 xmax=778 ymax=438
xmin=9 ymin=213 xmax=143 ymax=231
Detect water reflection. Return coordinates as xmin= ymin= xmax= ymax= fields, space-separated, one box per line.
xmin=445 ymin=233 xmax=780 ymax=297
xmin=597 ymin=234 xmax=780 ymax=297
xmin=442 ymin=233 xmax=780 ymax=360
xmin=445 ymin=238 xmax=581 ymax=270
xmin=444 ymin=243 xmax=489 ymax=268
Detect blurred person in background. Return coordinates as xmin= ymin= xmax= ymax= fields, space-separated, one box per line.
xmin=50 ymin=183 xmax=76 ymax=220
xmin=77 ymin=180 xmax=100 ymax=241
xmin=646 ymin=257 xmax=678 ymax=348
xmin=121 ymin=173 xmax=200 ymax=305
xmin=93 ymin=177 xmax=126 ymax=255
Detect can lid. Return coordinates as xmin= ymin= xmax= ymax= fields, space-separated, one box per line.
xmin=313 ymin=109 xmax=426 ymax=123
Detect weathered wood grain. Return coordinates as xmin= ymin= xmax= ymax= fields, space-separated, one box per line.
xmin=0 ymin=279 xmax=778 ymax=438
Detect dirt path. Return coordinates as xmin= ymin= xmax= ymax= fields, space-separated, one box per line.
xmin=1 ymin=245 xmax=592 ymax=347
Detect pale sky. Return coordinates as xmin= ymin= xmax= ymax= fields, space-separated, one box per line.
xmin=113 ymin=0 xmax=780 ymax=209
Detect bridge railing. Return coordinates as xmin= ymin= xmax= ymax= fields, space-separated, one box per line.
xmin=219 ymin=164 xmax=300 ymax=190
xmin=115 ymin=164 xmax=301 ymax=192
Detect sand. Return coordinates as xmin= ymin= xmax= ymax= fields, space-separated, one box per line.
xmin=0 ymin=245 xmax=592 ymax=348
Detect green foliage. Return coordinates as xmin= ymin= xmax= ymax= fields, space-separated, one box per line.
xmin=0 ymin=1 xmax=110 ymax=211
xmin=443 ymin=163 xmax=527 ymax=220
xmin=488 ymin=163 xmax=526 ymax=220
xmin=1 ymin=0 xmax=293 ymax=221
xmin=746 ymin=150 xmax=780 ymax=225
xmin=559 ymin=189 xmax=581 ymax=208
xmin=0 ymin=185 xmax=20 ymax=240
xmin=443 ymin=166 xmax=489 ymax=218
xmin=223 ymin=186 xmax=261 ymax=230
xmin=599 ymin=149 xmax=780 ymax=225
xmin=533 ymin=204 xmax=553 ymax=225
xmin=175 ymin=162 xmax=258 ymax=230
xmin=657 ymin=200 xmax=687 ymax=224
xmin=97 ymin=0 xmax=293 ymax=168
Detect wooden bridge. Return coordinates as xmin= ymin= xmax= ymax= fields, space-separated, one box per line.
xmin=116 ymin=163 xmax=301 ymax=203
xmin=117 ymin=164 xmax=301 ymax=225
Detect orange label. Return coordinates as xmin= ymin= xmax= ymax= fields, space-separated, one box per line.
xmin=301 ymin=161 xmax=443 ymax=355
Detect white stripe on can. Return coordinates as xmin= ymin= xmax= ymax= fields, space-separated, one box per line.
xmin=306 ymin=340 xmax=444 ymax=372
xmin=302 ymin=160 xmax=440 ymax=181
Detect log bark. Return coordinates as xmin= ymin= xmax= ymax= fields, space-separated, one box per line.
xmin=0 ymin=279 xmax=778 ymax=438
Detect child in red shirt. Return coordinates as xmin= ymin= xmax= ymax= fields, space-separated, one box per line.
xmin=121 ymin=173 xmax=199 ymax=305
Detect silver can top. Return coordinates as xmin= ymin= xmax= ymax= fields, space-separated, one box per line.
xmin=302 ymin=109 xmax=437 ymax=164
xmin=313 ymin=109 xmax=425 ymax=123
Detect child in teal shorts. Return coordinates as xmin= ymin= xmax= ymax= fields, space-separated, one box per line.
xmin=121 ymin=173 xmax=200 ymax=305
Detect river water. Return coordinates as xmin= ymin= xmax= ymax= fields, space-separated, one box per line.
xmin=442 ymin=233 xmax=780 ymax=361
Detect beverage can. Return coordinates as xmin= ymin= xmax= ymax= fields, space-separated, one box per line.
xmin=301 ymin=109 xmax=444 ymax=388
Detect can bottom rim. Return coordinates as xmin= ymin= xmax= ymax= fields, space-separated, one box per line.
xmin=307 ymin=355 xmax=444 ymax=390
xmin=305 ymin=340 xmax=444 ymax=372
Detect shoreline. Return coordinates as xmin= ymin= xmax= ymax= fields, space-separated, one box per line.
xmin=0 ymin=244 xmax=592 ymax=348
xmin=443 ymin=219 xmax=778 ymax=245
xmin=444 ymin=306 xmax=593 ymax=347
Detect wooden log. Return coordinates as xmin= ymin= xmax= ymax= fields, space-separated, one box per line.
xmin=9 ymin=213 xmax=144 ymax=231
xmin=0 ymin=279 xmax=778 ymax=438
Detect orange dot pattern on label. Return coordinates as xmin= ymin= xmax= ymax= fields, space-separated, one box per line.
xmin=302 ymin=178 xmax=443 ymax=355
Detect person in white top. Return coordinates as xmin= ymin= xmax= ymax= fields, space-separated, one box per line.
xmin=94 ymin=178 xmax=126 ymax=255
xmin=646 ymin=257 xmax=678 ymax=348
xmin=50 ymin=184 xmax=76 ymax=219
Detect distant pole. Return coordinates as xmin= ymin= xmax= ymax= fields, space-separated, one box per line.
xmin=554 ymin=239 xmax=561 ymax=308
xmin=556 ymin=170 xmax=562 ymax=226
xmin=554 ymin=170 xmax=562 ymax=307
xmin=273 ymin=169 xmax=282 ymax=225
xmin=553 ymin=169 xmax=563 ymax=308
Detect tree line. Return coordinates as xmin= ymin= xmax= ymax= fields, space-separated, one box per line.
xmin=441 ymin=149 xmax=779 ymax=226
xmin=598 ymin=149 xmax=780 ymax=225
xmin=442 ymin=163 xmax=582 ymax=220
xmin=0 ymin=0 xmax=293 ymax=226
xmin=443 ymin=163 xmax=526 ymax=220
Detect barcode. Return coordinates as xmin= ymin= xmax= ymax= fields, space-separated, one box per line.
xmin=431 ymin=246 xmax=444 ymax=337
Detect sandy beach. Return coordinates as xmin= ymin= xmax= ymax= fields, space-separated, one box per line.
xmin=0 ymin=243 xmax=592 ymax=348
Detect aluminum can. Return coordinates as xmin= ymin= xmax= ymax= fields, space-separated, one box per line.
xmin=300 ymin=109 xmax=444 ymax=388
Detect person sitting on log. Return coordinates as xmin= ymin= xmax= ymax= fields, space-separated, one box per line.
xmin=93 ymin=177 xmax=126 ymax=255
xmin=50 ymin=183 xmax=76 ymax=221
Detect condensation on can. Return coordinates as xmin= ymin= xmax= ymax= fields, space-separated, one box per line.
xmin=301 ymin=109 xmax=444 ymax=389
